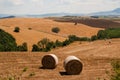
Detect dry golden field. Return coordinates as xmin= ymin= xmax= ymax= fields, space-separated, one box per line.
xmin=0 ymin=39 xmax=120 ymax=80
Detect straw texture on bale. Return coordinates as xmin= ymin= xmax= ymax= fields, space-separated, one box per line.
xmin=42 ymin=54 xmax=58 ymax=69
xmin=64 ymin=56 xmax=83 ymax=75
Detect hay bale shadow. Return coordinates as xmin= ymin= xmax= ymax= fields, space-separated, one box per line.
xmin=59 ymin=72 xmax=69 ymax=76
xmin=39 ymin=66 xmax=55 ymax=70
xmin=39 ymin=66 xmax=45 ymax=69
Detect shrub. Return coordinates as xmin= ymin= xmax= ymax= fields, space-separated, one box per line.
xmin=32 ymin=44 xmax=40 ymax=52
xmin=68 ymin=35 xmax=78 ymax=42
xmin=97 ymin=30 xmax=109 ymax=39
xmin=17 ymin=42 xmax=28 ymax=51
xmin=79 ymin=37 xmax=90 ymax=41
xmin=91 ymin=35 xmax=98 ymax=41
xmin=45 ymin=41 xmax=55 ymax=52
xmin=97 ymin=28 xmax=120 ymax=40
xmin=105 ymin=28 xmax=120 ymax=38
xmin=55 ymin=40 xmax=63 ymax=47
xmin=52 ymin=27 xmax=60 ymax=33
xmin=62 ymin=39 xmax=71 ymax=46
xmin=32 ymin=39 xmax=63 ymax=52
xmin=37 ymin=38 xmax=50 ymax=49
xmin=32 ymin=38 xmax=52 ymax=52
xmin=68 ymin=35 xmax=90 ymax=41
xmin=14 ymin=27 xmax=20 ymax=32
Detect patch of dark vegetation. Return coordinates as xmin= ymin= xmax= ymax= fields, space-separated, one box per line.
xmin=14 ymin=27 xmax=20 ymax=32
xmin=91 ymin=28 xmax=120 ymax=41
xmin=0 ymin=29 xmax=17 ymax=51
xmin=52 ymin=27 xmax=60 ymax=33
xmin=32 ymin=38 xmax=57 ymax=52
xmin=17 ymin=42 xmax=28 ymax=51
xmin=32 ymin=36 xmax=91 ymax=52
xmin=0 ymin=29 xmax=28 ymax=52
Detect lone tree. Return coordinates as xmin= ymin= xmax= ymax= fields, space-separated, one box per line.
xmin=14 ymin=27 xmax=20 ymax=32
xmin=52 ymin=27 xmax=60 ymax=33
xmin=74 ymin=22 xmax=78 ymax=25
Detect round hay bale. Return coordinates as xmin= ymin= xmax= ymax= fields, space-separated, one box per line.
xmin=64 ymin=56 xmax=83 ymax=75
xmin=42 ymin=54 xmax=58 ymax=69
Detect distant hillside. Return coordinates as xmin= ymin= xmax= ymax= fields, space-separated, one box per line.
xmin=0 ymin=13 xmax=16 ymax=19
xmin=1 ymin=8 xmax=120 ymax=18
xmin=0 ymin=14 xmax=10 ymax=18
xmin=90 ymin=8 xmax=120 ymax=16
xmin=26 ymin=8 xmax=120 ymax=17
xmin=26 ymin=13 xmax=83 ymax=18
xmin=0 ymin=16 xmax=15 ymax=19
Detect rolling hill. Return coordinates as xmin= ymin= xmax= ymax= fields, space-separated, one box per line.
xmin=0 ymin=18 xmax=102 ymax=50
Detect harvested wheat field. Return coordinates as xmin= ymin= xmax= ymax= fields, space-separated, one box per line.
xmin=0 ymin=18 xmax=102 ymax=50
xmin=0 ymin=39 xmax=120 ymax=80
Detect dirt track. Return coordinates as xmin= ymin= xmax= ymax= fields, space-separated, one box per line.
xmin=0 ymin=39 xmax=120 ymax=80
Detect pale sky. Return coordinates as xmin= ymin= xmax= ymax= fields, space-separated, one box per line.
xmin=0 ymin=0 xmax=120 ymax=14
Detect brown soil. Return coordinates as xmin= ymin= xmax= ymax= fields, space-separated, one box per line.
xmin=51 ymin=17 xmax=120 ymax=28
xmin=0 ymin=38 xmax=120 ymax=80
